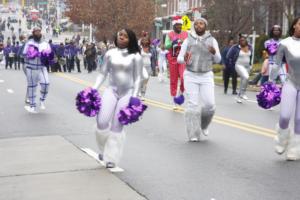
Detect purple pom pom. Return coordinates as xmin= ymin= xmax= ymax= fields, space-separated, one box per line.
xmin=129 ymin=97 xmax=141 ymax=106
xmin=76 ymin=88 xmax=101 ymax=117
xmin=26 ymin=45 xmax=40 ymax=59
xmin=152 ymin=39 xmax=161 ymax=47
xmin=118 ymin=97 xmax=147 ymax=125
xmin=256 ymin=82 xmax=281 ymax=109
xmin=266 ymin=40 xmax=279 ymax=55
xmin=41 ymin=50 xmax=55 ymax=66
xmin=173 ymin=94 xmax=185 ymax=105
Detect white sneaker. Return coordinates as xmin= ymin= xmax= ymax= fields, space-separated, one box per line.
xmin=236 ymin=96 xmax=243 ymax=103
xmin=189 ymin=137 xmax=199 ymax=142
xmin=202 ymin=129 xmax=209 ymax=136
xmin=241 ymin=95 xmax=248 ymax=100
xmin=286 ymin=135 xmax=300 ymax=161
xmin=274 ymin=124 xmax=290 ymax=154
xmin=40 ymin=101 xmax=46 ymax=110
xmin=24 ymin=105 xmax=38 ymax=114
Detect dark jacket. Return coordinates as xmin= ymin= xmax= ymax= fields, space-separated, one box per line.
xmin=56 ymin=46 xmax=65 ymax=57
xmin=226 ymin=44 xmax=253 ymax=69
xmin=221 ymin=46 xmax=232 ymax=67
xmin=150 ymin=45 xmax=157 ymax=70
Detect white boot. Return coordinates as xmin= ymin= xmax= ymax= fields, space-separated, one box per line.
xmin=185 ymin=109 xmax=201 ymax=142
xmin=286 ymin=135 xmax=300 ymax=161
xmin=274 ymin=124 xmax=290 ymax=154
xmin=40 ymin=101 xmax=46 ymax=110
xmin=94 ymin=125 xmax=110 ymax=154
xmin=103 ymin=131 xmax=126 ymax=166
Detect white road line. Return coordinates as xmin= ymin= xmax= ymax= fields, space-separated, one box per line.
xmin=0 ymin=79 xmax=4 ymax=83
xmin=7 ymin=89 xmax=14 ymax=94
xmin=80 ymin=147 xmax=124 ymax=173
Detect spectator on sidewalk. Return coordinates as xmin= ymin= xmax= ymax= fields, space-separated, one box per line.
xmin=56 ymin=43 xmax=66 ymax=72
xmin=4 ymin=43 xmax=14 ymax=69
xmin=85 ymin=43 xmax=97 ymax=73
xmin=222 ymin=38 xmax=237 ymax=95
xmin=13 ymin=41 xmax=20 ymax=70
xmin=260 ymin=50 xmax=269 ymax=85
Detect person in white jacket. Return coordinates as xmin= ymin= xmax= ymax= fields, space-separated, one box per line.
xmin=177 ymin=17 xmax=221 ymax=142
xmin=23 ymin=27 xmax=52 ymax=113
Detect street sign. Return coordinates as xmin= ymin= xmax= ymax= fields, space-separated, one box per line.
xmin=182 ymin=15 xmax=191 ymax=31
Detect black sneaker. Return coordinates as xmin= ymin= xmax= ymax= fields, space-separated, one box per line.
xmin=232 ymin=91 xmax=238 ymax=95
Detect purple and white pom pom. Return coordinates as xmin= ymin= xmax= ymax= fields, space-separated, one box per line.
xmin=118 ymin=97 xmax=147 ymax=125
xmin=26 ymin=45 xmax=40 ymax=59
xmin=256 ymin=82 xmax=281 ymax=109
xmin=266 ymin=41 xmax=279 ymax=55
xmin=173 ymin=94 xmax=185 ymax=105
xmin=76 ymin=88 xmax=101 ymax=117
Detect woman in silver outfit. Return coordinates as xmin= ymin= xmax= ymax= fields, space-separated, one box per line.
xmin=226 ymin=35 xmax=253 ymax=103
xmin=273 ymin=17 xmax=300 ymax=161
xmin=92 ymin=29 xmax=143 ymax=168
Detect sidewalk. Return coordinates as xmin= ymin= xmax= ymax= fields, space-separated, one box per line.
xmin=0 ymin=136 xmax=145 ymax=200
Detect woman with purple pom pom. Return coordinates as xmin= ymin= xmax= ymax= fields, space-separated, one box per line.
xmin=273 ymin=17 xmax=300 ymax=160
xmin=23 ymin=27 xmax=53 ymax=113
xmin=92 ymin=29 xmax=143 ymax=168
xmin=177 ymin=17 xmax=221 ymax=142
xmin=264 ymin=25 xmax=286 ymax=84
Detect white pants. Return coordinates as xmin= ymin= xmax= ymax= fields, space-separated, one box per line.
xmin=141 ymin=65 xmax=151 ymax=96
xmin=95 ymin=87 xmax=131 ymax=164
xmin=158 ymin=60 xmax=167 ymax=82
xmin=26 ymin=67 xmax=49 ymax=107
xmin=184 ymin=70 xmax=216 ymax=139
xmin=235 ymin=64 xmax=250 ymax=96
xmin=95 ymin=127 xmax=126 ymax=165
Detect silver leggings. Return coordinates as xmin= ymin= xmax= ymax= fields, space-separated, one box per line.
xmin=279 ymin=80 xmax=300 ymax=134
xmin=235 ymin=64 xmax=250 ymax=96
xmin=96 ymin=87 xmax=131 ymax=132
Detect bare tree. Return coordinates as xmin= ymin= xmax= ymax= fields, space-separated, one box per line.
xmin=65 ymin=0 xmax=155 ymax=41
xmin=203 ymin=0 xmax=258 ymax=45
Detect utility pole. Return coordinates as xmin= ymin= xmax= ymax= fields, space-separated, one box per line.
xmin=251 ymin=1 xmax=256 ymax=65
xmin=89 ymin=23 xmax=92 ymax=43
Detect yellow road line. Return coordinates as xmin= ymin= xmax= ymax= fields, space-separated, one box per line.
xmin=55 ymin=73 xmax=275 ymax=138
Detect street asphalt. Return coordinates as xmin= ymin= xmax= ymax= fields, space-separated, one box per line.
xmin=1 ymin=67 xmax=300 ymax=200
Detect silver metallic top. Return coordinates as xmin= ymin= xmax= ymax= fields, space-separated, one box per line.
xmin=276 ymin=37 xmax=300 ymax=89
xmin=93 ymin=48 xmax=143 ymax=97
xmin=236 ymin=50 xmax=251 ymax=67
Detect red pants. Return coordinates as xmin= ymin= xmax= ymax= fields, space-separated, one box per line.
xmin=169 ymin=63 xmax=185 ymax=97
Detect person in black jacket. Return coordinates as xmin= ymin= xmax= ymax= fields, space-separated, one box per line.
xmin=221 ymin=38 xmax=237 ymax=94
